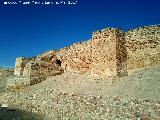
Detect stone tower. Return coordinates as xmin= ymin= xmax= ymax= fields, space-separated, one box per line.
xmin=91 ymin=28 xmax=127 ymax=77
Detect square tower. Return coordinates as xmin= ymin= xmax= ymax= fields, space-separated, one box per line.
xmin=91 ymin=28 xmax=127 ymax=77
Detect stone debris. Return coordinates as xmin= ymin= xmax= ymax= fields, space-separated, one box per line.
xmin=0 ymin=89 xmax=159 ymax=120
xmin=0 ymin=65 xmax=160 ymax=119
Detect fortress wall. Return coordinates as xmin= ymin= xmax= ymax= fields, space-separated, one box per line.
xmin=126 ymin=25 xmax=160 ymax=73
xmin=40 ymin=28 xmax=127 ymax=78
xmin=50 ymin=28 xmax=127 ymax=78
xmin=12 ymin=25 xmax=160 ymax=84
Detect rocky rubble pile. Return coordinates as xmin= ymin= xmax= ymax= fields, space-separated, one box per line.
xmin=0 ymin=88 xmax=160 ymax=120
xmin=0 ymin=65 xmax=160 ymax=119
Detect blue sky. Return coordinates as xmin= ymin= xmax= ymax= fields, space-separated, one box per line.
xmin=0 ymin=0 xmax=160 ymax=67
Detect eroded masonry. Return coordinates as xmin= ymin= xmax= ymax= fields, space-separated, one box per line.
xmin=11 ymin=25 xmax=160 ymax=88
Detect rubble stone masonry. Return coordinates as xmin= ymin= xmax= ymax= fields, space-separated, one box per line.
xmin=91 ymin=28 xmax=127 ymax=77
xmin=125 ymin=25 xmax=160 ymax=73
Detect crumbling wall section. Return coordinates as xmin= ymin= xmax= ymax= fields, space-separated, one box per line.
xmin=14 ymin=57 xmax=34 ymax=76
xmin=13 ymin=51 xmax=64 ymax=85
xmin=22 ymin=52 xmax=64 ymax=85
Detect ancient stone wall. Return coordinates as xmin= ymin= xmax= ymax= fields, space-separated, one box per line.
xmin=14 ymin=57 xmax=34 ymax=76
xmin=125 ymin=25 xmax=160 ymax=73
xmin=13 ymin=51 xmax=64 ymax=85
xmin=91 ymin=28 xmax=127 ymax=77
xmin=12 ymin=25 xmax=160 ymax=84
xmin=24 ymin=61 xmax=64 ymax=85
xmin=22 ymin=52 xmax=64 ymax=85
xmin=56 ymin=40 xmax=93 ymax=74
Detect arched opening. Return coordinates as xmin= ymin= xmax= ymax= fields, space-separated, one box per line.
xmin=55 ymin=59 xmax=62 ymax=66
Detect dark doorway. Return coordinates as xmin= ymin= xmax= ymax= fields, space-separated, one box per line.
xmin=56 ymin=59 xmax=61 ymax=66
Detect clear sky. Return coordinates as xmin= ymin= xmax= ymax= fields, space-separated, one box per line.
xmin=0 ymin=0 xmax=160 ymax=67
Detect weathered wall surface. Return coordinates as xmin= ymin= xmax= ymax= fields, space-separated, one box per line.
xmin=23 ymin=60 xmax=64 ymax=85
xmin=56 ymin=40 xmax=93 ymax=74
xmin=126 ymin=25 xmax=160 ymax=72
xmin=13 ymin=52 xmax=64 ymax=85
xmin=91 ymin=28 xmax=127 ymax=77
xmin=14 ymin=57 xmax=34 ymax=76
xmin=38 ymin=28 xmax=127 ymax=78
